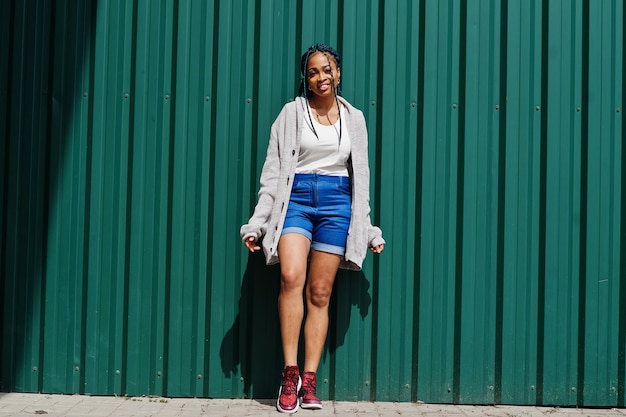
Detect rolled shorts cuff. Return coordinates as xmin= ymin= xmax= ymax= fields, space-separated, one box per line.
xmin=281 ymin=227 xmax=346 ymax=256
xmin=311 ymin=241 xmax=345 ymax=256
xmin=281 ymin=226 xmax=312 ymax=241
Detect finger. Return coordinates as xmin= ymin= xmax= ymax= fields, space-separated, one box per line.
xmin=245 ymin=240 xmax=260 ymax=252
xmin=370 ymin=244 xmax=384 ymax=254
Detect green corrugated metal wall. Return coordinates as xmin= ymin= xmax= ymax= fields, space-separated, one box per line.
xmin=1 ymin=0 xmax=624 ymax=407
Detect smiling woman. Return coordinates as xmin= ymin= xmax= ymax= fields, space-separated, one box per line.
xmin=299 ymin=44 xmax=343 ymax=132
xmin=240 ymin=43 xmax=385 ymax=413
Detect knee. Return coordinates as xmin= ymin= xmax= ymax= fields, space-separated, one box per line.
xmin=307 ymin=284 xmax=332 ymax=308
xmin=281 ymin=268 xmax=305 ymax=293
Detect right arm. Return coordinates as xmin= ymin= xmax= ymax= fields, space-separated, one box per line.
xmin=240 ymin=120 xmax=282 ymax=249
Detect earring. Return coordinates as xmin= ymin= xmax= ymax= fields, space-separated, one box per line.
xmin=308 ymin=85 xmax=312 ymax=90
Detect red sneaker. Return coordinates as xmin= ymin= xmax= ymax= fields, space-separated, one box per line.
xmin=299 ymin=371 xmax=322 ymax=410
xmin=277 ymin=366 xmax=301 ymax=413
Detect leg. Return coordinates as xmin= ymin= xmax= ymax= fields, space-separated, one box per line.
xmin=277 ymin=233 xmax=311 ymax=367
xmin=303 ymin=249 xmax=342 ymax=373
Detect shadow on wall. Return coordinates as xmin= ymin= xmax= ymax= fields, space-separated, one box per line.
xmin=219 ymin=249 xmax=371 ymax=399
xmin=1 ymin=1 xmax=96 ymax=393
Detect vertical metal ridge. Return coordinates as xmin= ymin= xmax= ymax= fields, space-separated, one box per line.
xmin=294 ymin=0 xmax=303 ymax=83
xmin=248 ymin=0 xmax=263 ymax=219
xmin=336 ymin=0 xmax=344 ymax=55
xmin=238 ymin=0 xmax=264 ymax=398
xmin=494 ymin=0 xmax=509 ymax=405
xmin=39 ymin=0 xmax=56 ymax=394
xmin=411 ymin=0 xmax=426 ymax=402
xmin=121 ymin=0 xmax=139 ymax=396
xmin=536 ymin=0 xmax=551 ymax=405
xmin=203 ymin=0 xmax=220 ymax=399
xmin=0 ymin=0 xmax=16 ymax=392
xmin=577 ymin=0 xmax=590 ymax=406
xmin=618 ymin=0 xmax=626 ymax=406
xmin=249 ymin=0 xmax=261 ymax=218
xmin=161 ymin=0 xmax=180 ymax=398
xmin=369 ymin=0 xmax=386 ymax=402
xmin=452 ymin=0 xmax=468 ymax=404
xmin=79 ymin=0 xmax=98 ymax=395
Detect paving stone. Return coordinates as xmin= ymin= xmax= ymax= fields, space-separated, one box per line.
xmin=0 ymin=393 xmax=624 ymax=417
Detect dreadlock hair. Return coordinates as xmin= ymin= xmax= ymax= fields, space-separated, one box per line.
xmin=297 ymin=43 xmax=343 ymax=145
xmin=297 ymin=43 xmax=343 ymax=98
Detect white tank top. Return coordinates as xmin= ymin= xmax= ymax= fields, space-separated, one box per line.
xmin=297 ymin=111 xmax=351 ymax=176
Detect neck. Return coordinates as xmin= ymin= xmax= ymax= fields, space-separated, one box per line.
xmin=308 ymin=95 xmax=337 ymax=111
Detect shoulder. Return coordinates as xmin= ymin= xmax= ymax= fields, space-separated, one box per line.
xmin=338 ymin=96 xmax=365 ymax=124
xmin=282 ymin=99 xmax=299 ymax=113
xmin=273 ymin=98 xmax=304 ymax=124
xmin=339 ymin=97 xmax=369 ymax=150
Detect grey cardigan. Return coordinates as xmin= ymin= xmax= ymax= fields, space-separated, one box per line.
xmin=240 ymin=96 xmax=385 ymax=271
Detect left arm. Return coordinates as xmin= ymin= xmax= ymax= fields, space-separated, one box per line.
xmin=353 ymin=110 xmax=385 ymax=253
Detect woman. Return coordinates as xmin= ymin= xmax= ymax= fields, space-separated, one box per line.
xmin=240 ymin=43 xmax=385 ymax=413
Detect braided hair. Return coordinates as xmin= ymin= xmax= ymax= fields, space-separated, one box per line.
xmin=297 ymin=43 xmax=343 ymax=144
xmin=297 ymin=43 xmax=343 ymax=98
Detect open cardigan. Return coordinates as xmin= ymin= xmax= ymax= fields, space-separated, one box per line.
xmin=240 ymin=96 xmax=385 ymax=271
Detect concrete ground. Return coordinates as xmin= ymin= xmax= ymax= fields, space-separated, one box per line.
xmin=0 ymin=393 xmax=625 ymax=417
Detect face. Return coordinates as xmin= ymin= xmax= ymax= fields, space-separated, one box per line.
xmin=305 ymin=51 xmax=341 ymax=98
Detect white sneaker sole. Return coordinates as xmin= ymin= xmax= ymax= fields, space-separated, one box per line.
xmin=276 ymin=377 xmax=302 ymax=414
xmin=300 ymin=402 xmax=323 ymax=410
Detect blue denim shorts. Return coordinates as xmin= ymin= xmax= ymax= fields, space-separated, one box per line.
xmin=281 ymin=173 xmax=352 ymax=255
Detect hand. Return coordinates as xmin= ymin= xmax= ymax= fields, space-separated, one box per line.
xmin=369 ymin=244 xmax=384 ymax=254
xmin=244 ymin=236 xmax=261 ymax=252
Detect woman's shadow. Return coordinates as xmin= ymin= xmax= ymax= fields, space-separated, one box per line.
xmin=219 ymin=249 xmax=372 ymax=398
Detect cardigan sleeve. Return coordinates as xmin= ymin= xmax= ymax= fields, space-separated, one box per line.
xmin=352 ymin=109 xmax=386 ymax=248
xmin=367 ymin=224 xmax=385 ymax=247
xmin=364 ymin=164 xmax=385 ymax=248
xmin=240 ymin=114 xmax=283 ymax=242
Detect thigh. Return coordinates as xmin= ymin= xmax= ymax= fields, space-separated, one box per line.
xmin=306 ymin=250 xmax=342 ymax=294
xmin=278 ymin=233 xmax=311 ymax=287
